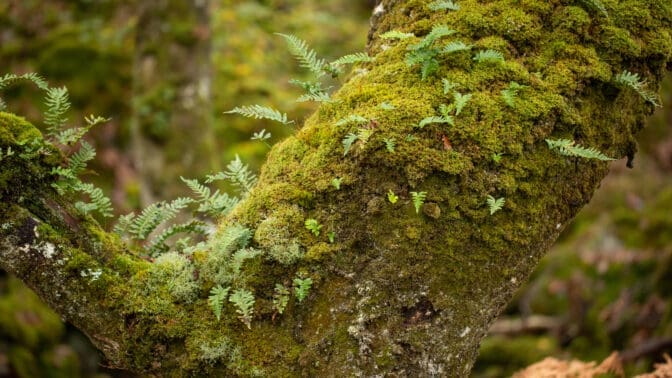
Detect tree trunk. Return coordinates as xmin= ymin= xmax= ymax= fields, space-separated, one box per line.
xmin=130 ymin=0 xmax=216 ymax=205
xmin=1 ymin=0 xmax=671 ymax=376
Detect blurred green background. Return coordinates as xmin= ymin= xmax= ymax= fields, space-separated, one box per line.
xmin=1 ymin=1 xmax=671 ymax=376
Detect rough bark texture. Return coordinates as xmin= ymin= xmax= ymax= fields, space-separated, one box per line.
xmin=1 ymin=0 xmax=671 ymax=376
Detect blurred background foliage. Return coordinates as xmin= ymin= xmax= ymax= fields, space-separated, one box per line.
xmin=1 ymin=0 xmax=671 ymax=376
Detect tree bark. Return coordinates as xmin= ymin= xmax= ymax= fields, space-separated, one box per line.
xmin=1 ymin=0 xmax=671 ymax=376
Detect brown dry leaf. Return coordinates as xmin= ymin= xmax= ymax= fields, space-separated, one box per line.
xmin=513 ymin=352 xmax=623 ymax=378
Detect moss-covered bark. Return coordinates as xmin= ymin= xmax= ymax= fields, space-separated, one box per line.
xmin=1 ymin=0 xmax=671 ymax=376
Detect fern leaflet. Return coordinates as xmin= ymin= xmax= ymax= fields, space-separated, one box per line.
xmin=230 ymin=289 xmax=255 ymax=329
xmin=276 ymin=33 xmax=327 ymax=77
xmin=205 ymin=155 xmax=257 ymax=196
xmin=209 ymin=285 xmax=230 ymax=321
xmin=411 ymin=191 xmax=427 ymax=214
xmin=225 ymin=105 xmax=293 ymax=125
xmin=43 ymin=87 xmax=71 ymax=134
xmin=273 ymin=284 xmax=290 ymax=315
xmin=147 ymin=220 xmax=207 ymax=256
xmin=453 ymin=92 xmax=472 ymax=115
xmin=442 ymin=41 xmax=472 ymax=54
xmin=501 ymin=82 xmax=528 ymax=107
xmin=613 ymin=70 xmax=661 ymax=107
xmin=330 ymin=52 xmax=373 ymax=67
xmin=486 ymin=195 xmax=505 ymax=215
xmin=293 ymin=277 xmax=313 ymax=303
xmin=473 ymin=49 xmax=505 ymax=63
xmin=545 ymin=138 xmax=614 ymax=161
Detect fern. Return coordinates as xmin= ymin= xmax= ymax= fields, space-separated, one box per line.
xmin=545 ymin=138 xmax=615 ymax=161
xmin=501 ymin=82 xmax=528 ymax=108
xmin=251 ymin=129 xmax=271 ymax=142
xmin=428 ymin=0 xmax=460 ymax=11
xmin=0 ymin=72 xmax=49 ymax=91
xmin=43 ymin=87 xmax=71 ymax=134
xmin=289 ymin=79 xmax=332 ymax=103
xmin=225 ymin=105 xmax=293 ymax=125
xmin=330 ymin=52 xmax=373 ymax=67
xmin=342 ymin=132 xmax=359 ymax=156
xmin=293 ymin=277 xmax=313 ymax=303
xmin=335 ymin=114 xmax=368 ymax=127
xmin=304 ymin=218 xmax=322 ymax=237
xmin=383 ymin=138 xmax=396 ymax=153
xmin=182 ymin=177 xmax=239 ymax=217
xmin=208 ymin=285 xmax=230 ymax=321
xmin=473 ymin=49 xmax=505 ymax=64
xmin=411 ymin=191 xmax=427 ymax=214
xmin=380 ymin=102 xmax=396 ymax=110
xmin=68 ymin=140 xmax=96 ymax=175
xmin=613 ymin=70 xmax=661 ymax=107
xmin=272 ymin=284 xmax=290 ymax=315
xmin=409 ymin=25 xmax=456 ymax=51
xmin=486 ymin=195 xmax=505 ymax=215
xmin=72 ymin=182 xmax=114 ymax=218
xmin=453 ymin=92 xmax=472 ymax=115
xmin=0 ymin=147 xmax=14 ymax=161
xmin=147 ymin=220 xmax=207 ymax=256
xmin=327 ymin=231 xmax=336 ymax=243
xmin=120 ymin=197 xmax=194 ymax=240
xmin=229 ymin=289 xmax=255 ymax=329
xmin=205 ymin=155 xmax=257 ymax=196
xmin=380 ymin=30 xmax=415 ymax=40
xmin=442 ymin=41 xmax=472 ymax=54
xmin=276 ymin=33 xmax=327 ymax=77
xmin=442 ymin=79 xmax=459 ymax=95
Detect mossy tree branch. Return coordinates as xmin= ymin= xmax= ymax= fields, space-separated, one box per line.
xmin=2 ymin=0 xmax=672 ymax=376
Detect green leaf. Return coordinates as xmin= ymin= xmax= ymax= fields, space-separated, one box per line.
xmin=453 ymin=92 xmax=472 ymax=115
xmin=225 ymin=105 xmax=293 ymax=125
xmin=486 ymin=195 xmax=505 ymax=215
xmin=411 ymin=191 xmax=427 ymax=214
xmin=387 ymin=190 xmax=399 ymax=204
xmin=545 ymin=138 xmax=615 ymax=161
xmin=230 ymin=289 xmax=255 ymax=329
xmin=208 ymin=285 xmax=230 ymax=321
xmin=304 ymin=218 xmax=322 ymax=237
xmin=293 ymin=277 xmax=313 ymax=303
xmin=342 ymin=132 xmax=359 ymax=156
xmin=276 ymin=33 xmax=327 ymax=77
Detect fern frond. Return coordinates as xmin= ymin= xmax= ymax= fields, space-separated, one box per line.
xmin=428 ymin=0 xmax=460 ymax=11
xmin=293 ymin=277 xmax=313 ymax=303
xmin=442 ymin=79 xmax=458 ymax=94
xmin=0 ymin=72 xmax=49 ymax=91
xmin=43 ymin=86 xmax=71 ymax=134
xmin=205 ymin=155 xmax=257 ymax=195
xmin=68 ymin=140 xmax=96 ymax=175
xmin=613 ymin=70 xmax=661 ymax=107
xmin=113 ymin=213 xmax=135 ymax=235
xmin=208 ymin=285 xmax=230 ymax=321
xmin=380 ymin=30 xmax=415 ymax=40
xmin=409 ymin=25 xmax=456 ymax=51
xmin=231 ymin=248 xmax=262 ymax=276
xmin=304 ymin=218 xmax=322 ymax=237
xmin=330 ymin=52 xmax=373 ymax=67
xmin=229 ymin=289 xmax=255 ymax=329
xmin=276 ymin=33 xmax=326 ymax=77
xmin=273 ymin=284 xmax=290 ymax=315
xmin=183 ymin=175 xmax=240 ymax=215
xmin=342 ymin=133 xmax=359 ymax=156
xmin=289 ymin=79 xmax=332 ymax=103
xmin=501 ymin=82 xmax=528 ymax=107
xmin=72 ymin=181 xmax=114 ymax=218
xmin=251 ymin=129 xmax=271 ymax=141
xmin=411 ymin=191 xmax=427 ymax=214
xmin=453 ymin=92 xmax=472 ymax=115
xmin=545 ymin=138 xmax=615 ymax=161
xmin=486 ymin=195 xmax=505 ymax=215
xmin=297 ymin=92 xmax=333 ymax=103
xmin=147 ymin=220 xmax=207 ymax=256
xmin=473 ymin=49 xmax=505 ymax=64
xmin=442 ymin=41 xmax=472 ymax=54
xmin=380 ymin=102 xmax=396 ymax=110
xmin=126 ymin=198 xmax=193 ymax=240
xmin=225 ymin=105 xmax=293 ymax=125
xmin=335 ymin=114 xmax=368 ymax=127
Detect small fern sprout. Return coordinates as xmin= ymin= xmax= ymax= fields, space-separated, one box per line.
xmin=545 ymin=138 xmax=615 ymax=161
xmin=225 ymin=105 xmax=293 ymax=125
xmin=387 ymin=190 xmax=399 ymax=204
xmin=492 ymin=152 xmax=504 ymax=164
xmin=304 ymin=218 xmax=322 ymax=237
xmin=442 ymin=41 xmax=472 ymax=54
xmin=383 ymin=138 xmax=396 ymax=153
xmin=342 ymin=133 xmax=359 ymax=156
xmin=327 ymin=231 xmax=336 ymax=244
xmin=293 ymin=277 xmax=313 ymax=303
xmin=331 ymin=177 xmax=342 ymax=190
xmin=205 ymin=155 xmax=258 ymax=196
xmin=613 ymin=70 xmax=661 ymax=107
xmin=208 ymin=285 xmax=230 ymax=321
xmin=411 ymin=191 xmax=427 ymax=214
xmin=486 ymin=195 xmax=505 ymax=215
xmin=453 ymin=92 xmax=472 ymax=115
xmin=330 ymin=52 xmax=373 ymax=68
xmin=229 ymin=289 xmax=255 ymax=329
xmin=272 ymin=284 xmax=290 ymax=316
xmin=380 ymin=102 xmax=396 ymax=110
xmin=428 ymin=0 xmax=460 ymax=11
xmin=473 ymin=49 xmax=505 ymax=64
xmin=501 ymin=82 xmax=528 ymax=108
xmin=442 ymin=78 xmax=459 ymax=95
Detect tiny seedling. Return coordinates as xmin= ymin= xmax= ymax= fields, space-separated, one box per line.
xmin=331 ymin=177 xmax=342 ymax=190
xmin=327 ymin=231 xmax=335 ymax=244
xmin=383 ymin=138 xmax=396 ymax=153
xmin=387 ymin=190 xmax=399 ymax=204
xmin=305 ymin=218 xmax=323 ymax=237
xmin=293 ymin=277 xmax=313 ymax=303
xmin=486 ymin=195 xmax=505 ymax=215
xmin=411 ymin=191 xmax=427 ymax=214
xmin=492 ymin=153 xmax=503 ymax=164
